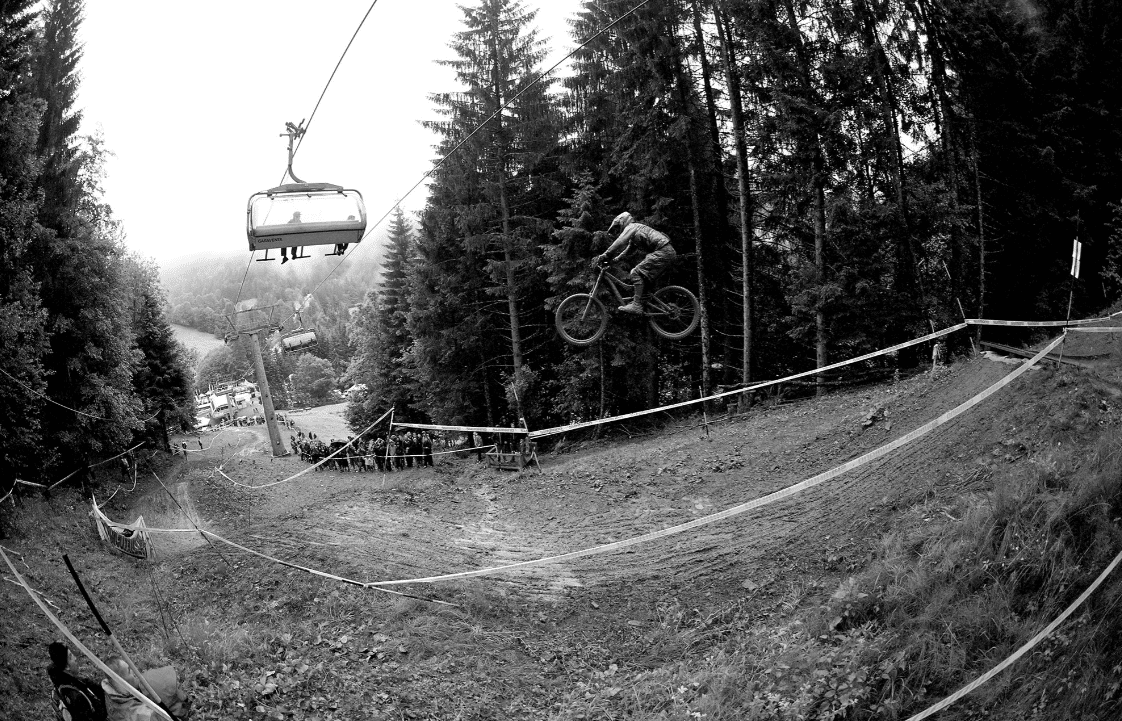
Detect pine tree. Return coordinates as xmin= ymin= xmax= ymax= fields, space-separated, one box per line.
xmin=28 ymin=0 xmax=140 ymax=469
xmin=0 ymin=0 xmax=49 ymax=483
xmin=418 ymin=0 xmax=561 ymax=425
xmin=346 ymin=206 xmax=418 ymax=429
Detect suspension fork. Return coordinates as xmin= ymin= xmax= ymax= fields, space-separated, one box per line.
xmin=581 ymin=268 xmax=607 ymax=319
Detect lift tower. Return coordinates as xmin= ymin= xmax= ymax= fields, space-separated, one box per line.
xmin=225 ymin=302 xmax=288 ymax=457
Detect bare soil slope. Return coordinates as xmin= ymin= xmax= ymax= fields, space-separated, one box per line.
xmin=3 ymin=351 xmax=1113 ymax=720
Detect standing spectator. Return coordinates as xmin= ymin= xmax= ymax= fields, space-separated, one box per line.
xmin=407 ymin=432 xmax=421 ymax=469
xmin=421 ymin=432 xmax=434 ymax=467
xmin=387 ymin=434 xmax=400 ymax=471
xmin=373 ymin=437 xmax=386 ymax=472
xmin=473 ymin=431 xmax=483 ymax=462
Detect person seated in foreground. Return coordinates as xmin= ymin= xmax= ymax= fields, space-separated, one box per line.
xmin=47 ymin=642 xmax=106 ymax=721
xmin=101 ymin=657 xmax=190 ymax=721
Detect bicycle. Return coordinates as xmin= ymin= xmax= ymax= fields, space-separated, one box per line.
xmin=554 ymin=262 xmax=700 ymax=346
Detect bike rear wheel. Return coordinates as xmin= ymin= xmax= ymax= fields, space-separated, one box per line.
xmin=647 ymin=285 xmax=700 ymax=340
xmin=556 ymin=293 xmax=609 ymax=346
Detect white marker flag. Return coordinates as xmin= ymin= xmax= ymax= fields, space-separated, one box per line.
xmin=1071 ymin=239 xmax=1082 ymax=278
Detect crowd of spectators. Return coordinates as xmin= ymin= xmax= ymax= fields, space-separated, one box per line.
xmin=289 ymin=430 xmax=438 ymax=472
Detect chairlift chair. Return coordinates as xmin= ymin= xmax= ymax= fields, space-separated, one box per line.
xmin=277 ymin=328 xmax=318 ymax=354
xmin=246 ymin=183 xmax=366 ymax=254
xmin=247 ymin=120 xmax=367 ymax=260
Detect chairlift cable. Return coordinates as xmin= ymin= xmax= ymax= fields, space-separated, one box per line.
xmin=360 ymin=0 xmax=656 ymax=242
xmin=233 ymin=251 xmax=254 ymax=309
xmin=291 ymin=0 xmax=656 ymax=314
xmin=0 ymin=366 xmax=110 ymax=421
xmin=290 ymin=0 xmax=382 ymax=166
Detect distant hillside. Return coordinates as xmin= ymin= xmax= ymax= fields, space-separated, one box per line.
xmin=159 ymin=229 xmax=391 ymax=370
xmin=171 ymin=323 xmax=224 ymax=360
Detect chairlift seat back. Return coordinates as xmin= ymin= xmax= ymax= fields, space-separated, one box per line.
xmin=279 ymin=330 xmax=317 ymax=352
xmin=247 ymin=183 xmax=366 ymax=251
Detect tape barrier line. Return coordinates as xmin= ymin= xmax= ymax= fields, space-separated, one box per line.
xmin=217 ymin=408 xmax=394 ymax=490
xmin=530 ymin=323 xmax=969 ymax=439
xmin=129 ymin=524 xmax=456 ymax=607
xmin=392 ymin=422 xmax=529 ymax=435
xmin=1066 ymin=326 xmax=1122 ymax=333
xmin=14 ymin=479 xmax=47 ymax=488
xmin=361 ymin=334 xmax=1065 ymax=586
xmin=905 ymin=543 xmax=1122 ymax=721
xmin=966 ymin=316 xmax=1117 ymax=327
xmin=181 ymin=428 xmax=235 ymax=453
xmin=0 ymin=548 xmax=174 ymax=721
xmin=0 ymin=488 xmax=12 ymax=505
xmin=46 ymin=441 xmax=147 ymax=492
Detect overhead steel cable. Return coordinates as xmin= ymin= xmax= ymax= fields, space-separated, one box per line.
xmin=0 ymin=366 xmax=158 ymax=423
xmin=232 ymin=251 xmax=254 ymax=310
xmin=290 ymin=0 xmax=382 ymax=165
xmin=290 ymin=0 xmax=657 ymax=322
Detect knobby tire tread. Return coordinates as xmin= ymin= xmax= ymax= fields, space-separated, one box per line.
xmin=648 ymin=285 xmax=700 ymax=340
xmin=556 ymin=293 xmax=608 ymax=346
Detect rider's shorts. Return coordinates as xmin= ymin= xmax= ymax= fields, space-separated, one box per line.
xmin=633 ymin=245 xmax=677 ymax=282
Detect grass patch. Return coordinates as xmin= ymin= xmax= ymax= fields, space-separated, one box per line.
xmin=557 ymin=370 xmax=1122 ymax=720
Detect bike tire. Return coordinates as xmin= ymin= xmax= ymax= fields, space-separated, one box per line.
xmin=555 ymin=293 xmax=609 ymax=346
xmin=648 ymin=285 xmax=700 ymax=340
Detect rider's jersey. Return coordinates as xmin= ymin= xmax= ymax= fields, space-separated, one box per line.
xmin=616 ymin=223 xmax=672 ymax=255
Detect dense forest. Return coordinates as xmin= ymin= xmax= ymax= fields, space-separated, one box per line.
xmin=160 ymin=240 xmax=387 ymax=394
xmin=8 ymin=0 xmax=1121 ymax=484
xmin=344 ymin=0 xmax=1122 ymax=433
xmin=0 ymin=0 xmax=194 ymax=486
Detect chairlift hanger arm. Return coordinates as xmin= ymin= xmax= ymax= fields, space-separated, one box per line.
xmin=281 ymin=119 xmax=307 ymax=184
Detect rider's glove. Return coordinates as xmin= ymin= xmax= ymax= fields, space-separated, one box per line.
xmin=594 ymin=254 xmax=608 ymax=266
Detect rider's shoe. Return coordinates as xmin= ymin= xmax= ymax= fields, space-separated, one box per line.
xmin=617 ymin=277 xmax=645 ymax=314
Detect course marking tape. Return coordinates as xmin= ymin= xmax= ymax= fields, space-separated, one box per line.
xmin=530 ymin=323 xmax=969 ymax=439
xmin=0 ymin=548 xmax=174 ymax=721
xmin=1065 ymin=326 xmax=1122 ymax=333
xmin=905 ymin=543 xmax=1122 ymax=720
xmin=966 ymin=317 xmax=1115 ymax=327
xmin=392 ymin=422 xmax=528 ymax=435
xmin=46 ymin=441 xmax=147 ymax=492
xmin=216 ymin=408 xmax=393 ymax=489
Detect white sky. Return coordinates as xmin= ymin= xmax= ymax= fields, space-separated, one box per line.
xmin=77 ymin=1 xmax=582 ymax=265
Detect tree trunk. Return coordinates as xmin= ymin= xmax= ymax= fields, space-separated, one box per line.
xmin=671 ymin=44 xmax=713 ymax=405
xmin=814 ymin=154 xmax=828 ymax=397
xmin=691 ymin=0 xmax=736 ymax=386
xmin=917 ymin=0 xmax=961 ymax=304
xmin=972 ymin=125 xmax=985 ymax=344
xmin=853 ymin=0 xmax=921 ymax=321
xmin=490 ymin=25 xmax=524 ymax=419
xmin=712 ymin=2 xmax=754 ymax=386
xmin=481 ymin=360 xmax=495 ymax=427
xmin=781 ymin=0 xmax=829 ymax=396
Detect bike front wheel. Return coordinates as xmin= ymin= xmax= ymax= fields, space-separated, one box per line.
xmin=555 ymin=293 xmax=609 ymax=346
xmin=647 ymin=285 xmax=700 ymax=340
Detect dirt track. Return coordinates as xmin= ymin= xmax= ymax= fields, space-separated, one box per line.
xmin=160 ymin=354 xmax=1038 ymax=608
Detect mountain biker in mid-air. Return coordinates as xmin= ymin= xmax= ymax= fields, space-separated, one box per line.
xmin=594 ymin=212 xmax=678 ymax=314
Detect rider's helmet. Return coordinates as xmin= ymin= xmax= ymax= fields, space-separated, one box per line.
xmin=608 ymin=211 xmax=633 ymax=231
